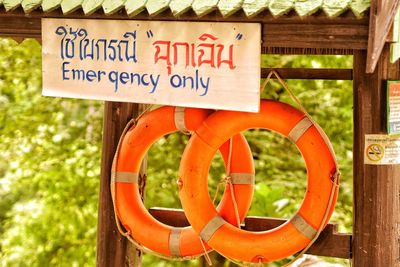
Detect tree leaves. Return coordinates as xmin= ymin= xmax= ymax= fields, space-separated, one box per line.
xmin=0 ymin=39 xmax=102 ymax=267
xmin=0 ymin=40 xmax=353 ymax=266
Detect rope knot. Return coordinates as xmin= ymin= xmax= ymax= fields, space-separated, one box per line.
xmin=223 ymin=175 xmax=232 ymax=184
xmin=123 ymin=230 xmax=131 ymax=238
xmin=330 ymin=169 xmax=341 ymax=185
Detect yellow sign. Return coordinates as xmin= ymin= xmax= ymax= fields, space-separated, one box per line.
xmin=364 ymin=134 xmax=400 ymax=165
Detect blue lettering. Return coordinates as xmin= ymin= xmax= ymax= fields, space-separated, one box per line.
xmin=120 ymin=72 xmax=130 ymax=84
xmin=183 ymin=75 xmax=194 ymax=89
xmin=149 ymin=74 xmax=160 ymax=94
xmin=170 ymin=74 xmax=182 ymax=88
xmin=86 ymin=70 xmax=96 ymax=82
xmin=109 ymin=71 xmax=119 ymax=92
xmin=199 ymin=76 xmax=210 ymax=96
xmin=98 ymin=71 xmax=106 ymax=81
xmin=130 ymin=73 xmax=141 ymax=85
xmin=141 ymin=74 xmax=150 ymax=86
xmin=62 ymin=62 xmax=70 ymax=80
xmin=72 ymin=69 xmax=85 ymax=80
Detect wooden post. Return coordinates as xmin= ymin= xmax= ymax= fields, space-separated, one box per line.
xmin=353 ymin=46 xmax=400 ymax=266
xmin=96 ymin=102 xmax=144 ymax=267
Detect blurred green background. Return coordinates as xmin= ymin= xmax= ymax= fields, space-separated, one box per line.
xmin=0 ymin=39 xmax=353 ymax=266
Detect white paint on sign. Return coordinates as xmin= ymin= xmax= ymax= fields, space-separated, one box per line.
xmin=41 ymin=18 xmax=261 ymax=112
xmin=364 ymin=134 xmax=400 ymax=165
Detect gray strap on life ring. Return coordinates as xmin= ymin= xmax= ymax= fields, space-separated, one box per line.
xmin=199 ymin=215 xmax=227 ymax=242
xmin=288 ymin=117 xmax=314 ymax=143
xmin=174 ymin=107 xmax=190 ymax=134
xmin=290 ymin=213 xmax=318 ymax=240
xmin=230 ymin=173 xmax=255 ymax=185
xmin=169 ymin=228 xmax=181 ymax=257
xmin=113 ymin=171 xmax=139 ymax=183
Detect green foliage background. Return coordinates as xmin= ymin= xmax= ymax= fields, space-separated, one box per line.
xmin=0 ymin=39 xmax=352 ymax=266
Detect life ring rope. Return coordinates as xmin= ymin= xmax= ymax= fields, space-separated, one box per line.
xmin=262 ymin=70 xmax=340 ymax=177
xmin=108 ymin=71 xmax=340 ymax=265
xmin=110 ymin=116 xmax=203 ymax=261
xmin=221 ymin=172 xmax=340 ymax=267
xmin=196 ymin=112 xmax=339 ymax=266
xmin=194 ymin=71 xmax=341 ymax=266
xmin=110 ymin=105 xmax=255 ymax=261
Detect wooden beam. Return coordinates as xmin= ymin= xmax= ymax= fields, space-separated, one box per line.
xmin=261 ymin=68 xmax=353 ymax=80
xmin=264 ymin=23 xmax=368 ymax=50
xmin=244 ymin=217 xmax=351 ymax=260
xmin=0 ymin=8 xmax=369 ymax=52
xmin=366 ymin=0 xmax=400 ymax=73
xmin=97 ymin=102 xmax=141 ymax=267
xmin=262 ymin=47 xmax=355 ymax=55
xmin=149 ymin=208 xmax=352 ymax=259
xmin=353 ymin=46 xmax=400 ymax=266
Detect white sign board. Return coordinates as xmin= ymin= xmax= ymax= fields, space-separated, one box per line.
xmin=364 ymin=134 xmax=400 ymax=165
xmin=42 ymin=19 xmax=261 ymax=112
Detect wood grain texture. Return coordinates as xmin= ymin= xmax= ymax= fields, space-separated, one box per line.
xmin=366 ymin=0 xmax=400 ymax=73
xmin=263 ymin=22 xmax=368 ymax=49
xmin=353 ymin=46 xmax=400 ymax=267
xmin=261 ymin=68 xmax=353 ymax=80
xmin=97 ymin=102 xmax=141 ymax=267
xmin=148 ymin=208 xmax=351 ymax=259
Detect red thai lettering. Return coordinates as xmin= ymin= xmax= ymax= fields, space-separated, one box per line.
xmin=152 ymin=33 xmax=236 ymax=74
xmin=217 ymin=44 xmax=235 ymax=69
xmin=153 ymin=40 xmax=171 ymax=75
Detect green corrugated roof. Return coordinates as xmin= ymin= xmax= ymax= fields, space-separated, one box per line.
xmin=1 ymin=0 xmax=371 ymax=18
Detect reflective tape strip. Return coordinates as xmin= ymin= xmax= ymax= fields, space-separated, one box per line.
xmin=174 ymin=107 xmax=188 ymax=133
xmin=230 ymin=173 xmax=255 ymax=185
xmin=199 ymin=215 xmax=227 ymax=242
xmin=169 ymin=228 xmax=181 ymax=257
xmin=288 ymin=117 xmax=314 ymax=143
xmin=290 ymin=213 xmax=317 ymax=240
xmin=113 ymin=172 xmax=139 ymax=183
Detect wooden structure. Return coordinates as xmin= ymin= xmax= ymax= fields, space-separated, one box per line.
xmin=1 ymin=0 xmax=399 ymax=266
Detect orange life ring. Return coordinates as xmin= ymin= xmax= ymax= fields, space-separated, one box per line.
xmin=114 ymin=106 xmax=255 ymax=257
xmin=178 ymin=100 xmax=339 ymax=263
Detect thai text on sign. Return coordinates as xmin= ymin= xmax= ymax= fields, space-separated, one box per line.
xmin=42 ymin=19 xmax=261 ymax=112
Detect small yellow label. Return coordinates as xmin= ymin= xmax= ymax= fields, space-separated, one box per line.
xmin=364 ymin=134 xmax=400 ymax=165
